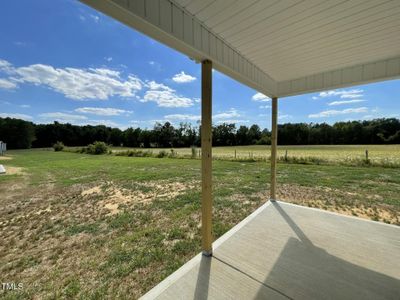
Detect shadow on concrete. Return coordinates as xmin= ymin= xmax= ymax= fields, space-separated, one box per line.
xmin=251 ymin=201 xmax=400 ymax=299
xmin=193 ymin=255 xmax=211 ymax=300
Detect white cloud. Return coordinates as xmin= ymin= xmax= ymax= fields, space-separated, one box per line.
xmin=90 ymin=14 xmax=100 ymax=22
xmin=164 ymin=114 xmax=199 ymax=121
xmin=252 ymin=92 xmax=270 ymax=102
xmin=14 ymin=41 xmax=28 ymax=47
xmin=164 ymin=109 xmax=245 ymax=123
xmin=213 ymin=108 xmax=240 ymax=120
xmin=38 ymin=112 xmax=123 ymax=127
xmin=0 ymin=113 xmax=32 ymax=120
xmin=142 ymin=80 xmax=194 ymax=107
xmin=146 ymin=80 xmax=172 ymax=91
xmin=0 ymin=59 xmax=198 ymax=108
xmin=4 ymin=60 xmax=143 ymax=100
xmin=317 ymin=89 xmax=363 ymax=99
xmin=89 ymin=68 xmax=120 ymax=77
xmin=278 ymin=114 xmax=292 ymax=120
xmin=39 ymin=112 xmax=88 ymax=122
xmin=0 ymin=59 xmax=13 ymax=72
xmin=104 ymin=57 xmax=113 ymax=62
xmin=142 ymin=90 xmax=193 ymax=108
xmin=148 ymin=61 xmax=162 ymax=72
xmin=259 ymin=105 xmax=271 ymax=109
xmin=362 ymin=115 xmax=374 ymax=119
xmin=164 ymin=109 xmax=244 ymax=123
xmin=19 ymin=104 xmax=30 ymax=108
xmin=0 ymin=78 xmax=17 ymax=89
xmin=341 ymin=94 xmax=363 ymax=99
xmin=361 ymin=109 xmax=399 ymax=120
xmin=75 ymin=107 xmax=132 ymax=116
xmin=328 ymin=99 xmax=366 ymax=106
xmin=216 ymin=119 xmax=249 ymax=124
xmin=86 ymin=119 xmax=120 ymax=127
xmin=308 ymin=107 xmax=368 ymax=118
xmin=172 ymin=71 xmax=196 ymax=83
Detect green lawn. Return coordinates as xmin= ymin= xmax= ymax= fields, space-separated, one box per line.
xmin=0 ymin=149 xmax=399 ymax=299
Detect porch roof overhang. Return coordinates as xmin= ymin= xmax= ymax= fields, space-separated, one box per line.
xmin=80 ymin=0 xmax=400 ymax=98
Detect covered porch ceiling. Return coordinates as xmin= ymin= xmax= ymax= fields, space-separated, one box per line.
xmin=81 ymin=0 xmax=400 ymax=98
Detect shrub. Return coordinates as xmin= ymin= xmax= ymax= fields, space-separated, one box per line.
xmin=191 ymin=146 xmax=197 ymax=159
xmin=53 ymin=141 xmax=64 ymax=152
xmin=157 ymin=150 xmax=168 ymax=158
xmin=85 ymin=141 xmax=108 ymax=155
xmin=115 ymin=149 xmax=153 ymax=157
xmin=168 ymin=149 xmax=177 ymax=158
xmin=256 ymin=136 xmax=271 ymax=145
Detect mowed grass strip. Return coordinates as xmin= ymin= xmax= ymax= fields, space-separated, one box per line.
xmin=0 ymin=149 xmax=399 ymax=299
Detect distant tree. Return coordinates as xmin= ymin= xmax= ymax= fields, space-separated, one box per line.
xmin=248 ymin=124 xmax=261 ymax=144
xmin=153 ymin=122 xmax=176 ymax=147
xmin=213 ymin=123 xmax=236 ymax=146
xmin=138 ymin=129 xmax=151 ymax=148
xmin=124 ymin=127 xmax=141 ymax=147
xmin=53 ymin=141 xmax=64 ymax=151
xmin=0 ymin=117 xmax=35 ymax=149
xmin=257 ymin=128 xmax=271 ymax=145
xmin=2 ymin=116 xmax=400 ymax=149
xmin=236 ymin=125 xmax=250 ymax=145
xmin=110 ymin=128 xmax=123 ymax=146
xmin=176 ymin=122 xmax=198 ymax=147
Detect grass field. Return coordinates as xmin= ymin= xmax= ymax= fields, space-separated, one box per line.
xmin=0 ymin=147 xmax=399 ymax=299
xmin=111 ymin=144 xmax=400 ymax=164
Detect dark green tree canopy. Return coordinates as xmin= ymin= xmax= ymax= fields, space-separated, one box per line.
xmin=0 ymin=117 xmax=399 ymax=149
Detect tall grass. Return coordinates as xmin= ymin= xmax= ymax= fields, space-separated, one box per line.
xmin=112 ymin=148 xmax=400 ymax=168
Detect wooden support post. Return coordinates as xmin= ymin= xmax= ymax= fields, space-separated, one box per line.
xmin=201 ymin=60 xmax=213 ymax=256
xmin=270 ymin=97 xmax=278 ymax=201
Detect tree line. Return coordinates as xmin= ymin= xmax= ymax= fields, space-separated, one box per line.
xmin=0 ymin=117 xmax=399 ymax=149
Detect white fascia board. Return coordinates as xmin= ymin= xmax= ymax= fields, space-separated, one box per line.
xmin=277 ymin=57 xmax=400 ymax=97
xmin=79 ymin=0 xmax=278 ymax=97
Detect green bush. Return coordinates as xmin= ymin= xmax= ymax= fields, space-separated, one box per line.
xmin=115 ymin=149 xmax=153 ymax=157
xmin=85 ymin=141 xmax=109 ymax=155
xmin=53 ymin=141 xmax=64 ymax=152
xmin=168 ymin=149 xmax=177 ymax=158
xmin=256 ymin=136 xmax=271 ymax=145
xmin=157 ymin=150 xmax=168 ymax=158
xmin=191 ymin=146 xmax=197 ymax=159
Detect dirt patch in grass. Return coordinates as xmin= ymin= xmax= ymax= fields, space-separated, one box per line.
xmin=276 ymin=184 xmax=399 ymax=225
xmin=0 ymin=176 xmax=201 ymax=298
xmin=1 ymin=166 xmax=26 ymax=175
xmin=0 ymin=156 xmax=12 ymax=160
xmin=81 ymin=180 xmax=197 ymax=215
xmin=81 ymin=185 xmax=102 ymax=196
xmin=226 ymin=184 xmax=399 ymax=225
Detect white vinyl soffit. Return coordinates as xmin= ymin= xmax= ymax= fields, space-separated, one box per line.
xmin=80 ymin=0 xmax=400 ymax=98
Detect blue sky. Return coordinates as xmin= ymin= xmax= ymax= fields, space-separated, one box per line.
xmin=0 ymin=0 xmax=399 ymax=130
